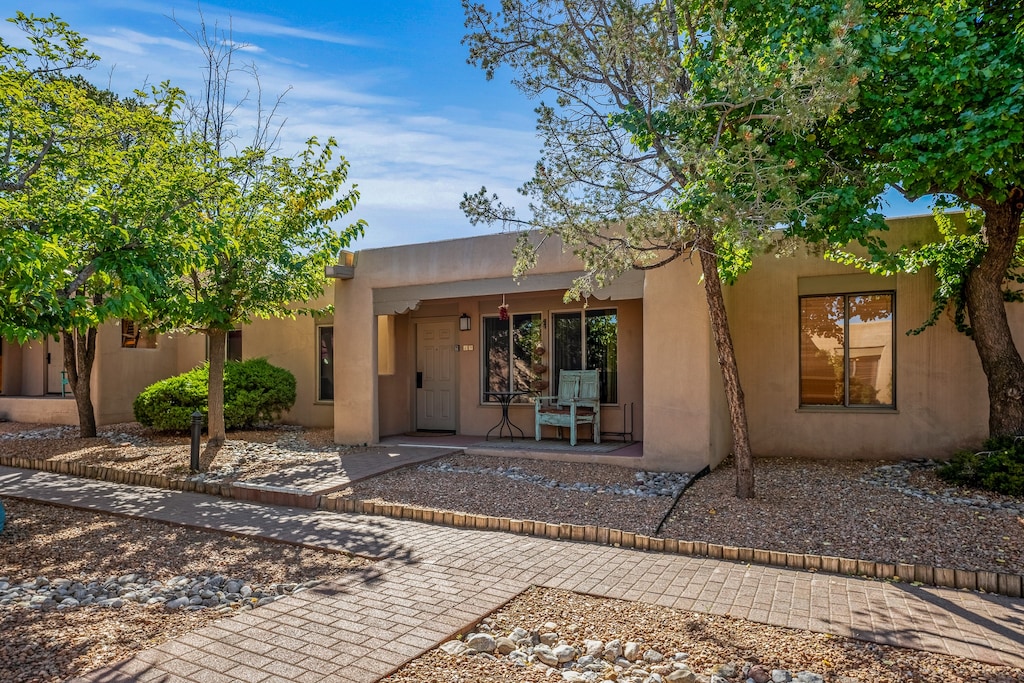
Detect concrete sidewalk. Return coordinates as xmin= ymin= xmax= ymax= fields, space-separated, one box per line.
xmin=1 ymin=466 xmax=1022 ymax=683
xmin=233 ymin=444 xmax=459 ymax=500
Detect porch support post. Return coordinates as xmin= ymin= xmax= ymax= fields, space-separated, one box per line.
xmin=334 ymin=273 xmax=379 ymax=445
xmin=642 ymin=257 xmax=730 ymax=471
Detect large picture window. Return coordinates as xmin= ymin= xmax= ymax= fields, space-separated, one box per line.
xmin=551 ymin=309 xmax=618 ymax=404
xmin=318 ymin=325 xmax=334 ymax=402
xmin=483 ymin=313 xmax=541 ymax=402
xmin=799 ymin=292 xmax=894 ymax=407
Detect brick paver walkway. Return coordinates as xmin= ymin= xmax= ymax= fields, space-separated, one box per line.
xmin=1 ymin=465 xmax=1022 ymax=683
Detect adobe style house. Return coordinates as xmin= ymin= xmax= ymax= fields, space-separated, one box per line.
xmin=0 ymin=214 xmax=1010 ymax=473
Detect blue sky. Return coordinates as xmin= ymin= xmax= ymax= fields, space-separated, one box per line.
xmin=3 ymin=1 xmax=931 ymax=250
xmin=2 ymin=0 xmax=540 ymax=249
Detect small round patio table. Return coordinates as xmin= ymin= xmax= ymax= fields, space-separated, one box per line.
xmin=484 ymin=391 xmax=529 ymax=441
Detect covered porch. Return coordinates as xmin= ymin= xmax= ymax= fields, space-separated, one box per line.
xmin=372 ymin=279 xmax=645 ymax=450
xmin=332 ymin=232 xmax=733 ymax=474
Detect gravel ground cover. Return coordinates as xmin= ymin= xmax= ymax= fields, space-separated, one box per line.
xmin=345 ymin=456 xmax=679 ymax=534
xmin=0 ymin=420 xmax=351 ymax=484
xmin=383 ymin=587 xmax=1024 ymax=683
xmin=1 ymin=421 xmax=1023 ymax=682
xmin=0 ymin=498 xmax=368 ymax=683
xmin=345 ymin=453 xmax=1024 ymax=575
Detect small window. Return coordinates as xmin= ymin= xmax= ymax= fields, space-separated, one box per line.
xmin=482 ymin=312 xmax=541 ymax=402
xmin=226 ymin=329 xmax=242 ymax=362
xmin=121 ymin=320 xmax=157 ymax=349
xmin=318 ymin=325 xmax=334 ymax=402
xmin=378 ymin=315 xmax=395 ymax=376
xmin=799 ymin=292 xmax=894 ymax=407
xmin=551 ymin=309 xmax=618 ymax=404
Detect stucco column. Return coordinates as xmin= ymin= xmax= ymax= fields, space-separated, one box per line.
xmin=334 ymin=275 xmax=378 ymax=444
xmin=642 ymin=258 xmax=725 ymax=471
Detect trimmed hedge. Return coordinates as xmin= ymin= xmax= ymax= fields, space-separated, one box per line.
xmin=133 ymin=358 xmax=296 ymax=431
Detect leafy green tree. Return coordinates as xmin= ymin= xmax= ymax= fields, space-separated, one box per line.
xmin=807 ymin=1 xmax=1024 ymax=438
xmin=1 ymin=14 xmax=204 ymax=437
xmin=153 ymin=16 xmax=365 ymax=445
xmin=462 ymin=0 xmax=863 ymax=497
xmin=0 ymin=12 xmax=96 ymax=194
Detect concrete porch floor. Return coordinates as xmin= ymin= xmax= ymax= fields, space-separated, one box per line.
xmin=378 ymin=433 xmax=643 ymax=466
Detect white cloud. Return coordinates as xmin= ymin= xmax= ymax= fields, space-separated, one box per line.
xmin=69 ymin=0 xmax=368 ymax=47
xmin=225 ymin=15 xmax=367 ymax=47
xmin=3 ymin=0 xmax=540 ymax=248
xmin=95 ymin=27 xmax=195 ymax=53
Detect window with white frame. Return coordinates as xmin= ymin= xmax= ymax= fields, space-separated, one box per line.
xmin=799 ymin=292 xmax=895 ymax=407
xmin=482 ymin=312 xmax=541 ymax=402
xmin=318 ymin=325 xmax=334 ymax=402
xmin=551 ymin=309 xmax=618 ymax=404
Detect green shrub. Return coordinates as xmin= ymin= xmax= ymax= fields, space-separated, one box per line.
xmin=223 ymin=358 xmax=296 ymax=429
xmin=938 ymin=437 xmax=1024 ymax=497
xmin=133 ymin=358 xmax=296 ymax=431
xmin=132 ymin=365 xmax=209 ymax=432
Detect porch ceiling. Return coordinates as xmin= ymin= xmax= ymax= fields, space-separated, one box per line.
xmin=373 ymin=270 xmax=644 ymax=315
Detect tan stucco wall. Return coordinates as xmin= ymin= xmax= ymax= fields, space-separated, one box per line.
xmin=729 ymin=215 xmax=998 ymax=459
xmin=378 ymin=314 xmax=415 ymax=437
xmin=20 ymin=340 xmax=48 ymax=396
xmin=0 ymin=396 xmax=78 ymax=424
xmin=641 ymin=256 xmax=731 ymax=471
xmin=174 ymin=333 xmax=207 ymax=375
xmin=243 ymin=291 xmax=334 ymax=428
xmin=93 ymin=322 xmax=182 ymax=424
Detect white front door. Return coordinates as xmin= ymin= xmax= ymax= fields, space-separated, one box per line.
xmin=416 ymin=322 xmax=456 ymax=431
xmin=46 ymin=335 xmax=64 ymax=394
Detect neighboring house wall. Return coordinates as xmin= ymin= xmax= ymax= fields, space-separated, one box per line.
xmin=94 ymin=321 xmax=182 ymax=425
xmin=243 ymin=289 xmax=334 ymax=429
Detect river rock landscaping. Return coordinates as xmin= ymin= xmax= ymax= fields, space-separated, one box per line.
xmin=384 ymin=588 xmax=1024 ymax=683
xmin=0 ymin=498 xmax=367 ymax=683
xmin=0 ymin=572 xmax=324 ymax=612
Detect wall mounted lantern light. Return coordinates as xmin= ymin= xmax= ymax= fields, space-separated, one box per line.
xmin=459 ymin=313 xmax=472 ymax=332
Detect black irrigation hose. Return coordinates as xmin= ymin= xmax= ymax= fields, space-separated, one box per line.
xmin=654 ymin=465 xmax=711 ymax=536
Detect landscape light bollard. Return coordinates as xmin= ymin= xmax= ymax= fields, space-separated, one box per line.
xmin=190 ymin=411 xmax=202 ymax=472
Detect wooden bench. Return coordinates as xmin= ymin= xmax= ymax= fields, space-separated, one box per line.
xmin=534 ymin=369 xmax=601 ymax=446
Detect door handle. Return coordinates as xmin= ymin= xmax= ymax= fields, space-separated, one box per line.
xmin=416 ymin=372 xmax=423 ymax=389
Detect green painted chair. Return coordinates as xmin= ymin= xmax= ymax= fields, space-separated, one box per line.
xmin=534 ymin=369 xmax=601 ymax=446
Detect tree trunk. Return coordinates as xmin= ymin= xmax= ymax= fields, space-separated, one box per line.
xmin=696 ymin=231 xmax=755 ymax=499
xmin=62 ymin=327 xmax=98 ymax=438
xmin=207 ymin=328 xmax=227 ymax=446
xmin=964 ymin=199 xmax=1024 ymax=438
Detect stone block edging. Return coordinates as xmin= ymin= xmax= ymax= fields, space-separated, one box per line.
xmin=320 ymin=492 xmax=1024 ymax=599
xmin=2 ymin=454 xmax=1020 ymax=599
